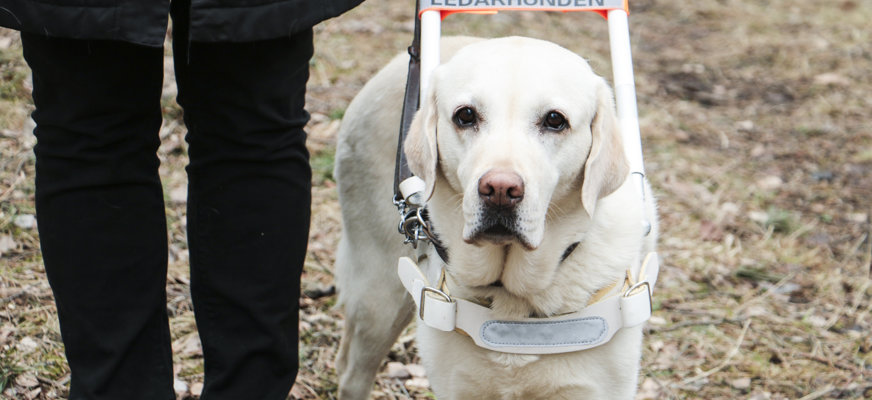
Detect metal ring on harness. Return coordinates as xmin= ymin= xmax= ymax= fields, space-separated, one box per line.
xmin=419 ymin=286 xmax=452 ymax=320
xmin=401 ymin=207 xmax=430 ymax=247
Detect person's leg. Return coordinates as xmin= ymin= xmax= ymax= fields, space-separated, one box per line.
xmin=171 ymin=2 xmax=313 ymax=399
xmin=21 ymin=34 xmax=173 ymax=400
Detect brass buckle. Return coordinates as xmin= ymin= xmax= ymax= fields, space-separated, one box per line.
xmin=419 ymin=286 xmax=452 ymax=320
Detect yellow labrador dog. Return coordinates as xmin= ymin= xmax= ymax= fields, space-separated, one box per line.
xmin=334 ymin=36 xmax=658 ymax=399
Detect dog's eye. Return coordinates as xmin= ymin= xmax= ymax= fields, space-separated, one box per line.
xmin=453 ymin=107 xmax=478 ymax=128
xmin=542 ymin=111 xmax=568 ymax=131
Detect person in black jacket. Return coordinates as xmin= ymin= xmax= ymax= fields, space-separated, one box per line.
xmin=0 ymin=0 xmax=363 ymax=399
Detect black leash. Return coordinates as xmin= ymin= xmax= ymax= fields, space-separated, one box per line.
xmin=392 ymin=1 xmax=450 ymax=263
xmin=392 ymin=0 xmax=422 ymax=199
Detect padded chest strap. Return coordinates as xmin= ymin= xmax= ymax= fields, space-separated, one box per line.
xmin=397 ymin=252 xmax=659 ymax=354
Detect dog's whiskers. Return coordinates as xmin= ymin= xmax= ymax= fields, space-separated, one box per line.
xmin=545 ymin=203 xmax=569 ymax=222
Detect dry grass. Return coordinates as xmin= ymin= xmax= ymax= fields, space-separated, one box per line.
xmin=1 ymin=0 xmax=871 ymax=398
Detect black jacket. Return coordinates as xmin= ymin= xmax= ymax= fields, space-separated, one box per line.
xmin=0 ymin=0 xmax=365 ymax=47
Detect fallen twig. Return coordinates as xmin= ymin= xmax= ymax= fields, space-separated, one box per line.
xmin=681 ymin=319 xmax=751 ymax=385
xmin=799 ymin=352 xmax=867 ymax=375
xmin=796 ymin=384 xmax=834 ymax=400
xmin=648 ymin=317 xmax=746 ymax=333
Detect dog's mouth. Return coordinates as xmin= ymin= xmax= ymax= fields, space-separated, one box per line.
xmin=482 ymin=223 xmax=514 ymax=238
xmin=465 ymin=210 xmax=535 ymax=249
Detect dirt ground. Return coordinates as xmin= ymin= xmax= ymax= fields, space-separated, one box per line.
xmin=1 ymin=0 xmax=870 ymax=399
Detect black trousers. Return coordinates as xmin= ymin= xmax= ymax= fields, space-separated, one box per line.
xmin=21 ymin=3 xmax=313 ymax=399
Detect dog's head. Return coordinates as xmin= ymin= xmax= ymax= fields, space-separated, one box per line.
xmin=405 ymin=37 xmax=628 ymax=251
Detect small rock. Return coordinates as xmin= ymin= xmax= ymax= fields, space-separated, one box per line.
xmin=18 ymin=119 xmax=37 ymax=150
xmin=813 ymin=72 xmax=850 ymax=86
xmin=169 ymin=185 xmax=187 ymax=204
xmin=384 ymin=362 xmax=410 ymax=379
xmin=718 ymin=202 xmax=740 ymax=221
xmin=747 ymin=390 xmax=772 ymax=400
xmin=173 ymin=335 xmax=202 ymax=358
xmin=846 ymin=213 xmax=868 ymax=223
xmin=731 ymin=377 xmax=752 ymax=390
xmin=773 ymin=282 xmax=801 ymax=295
xmin=13 ymin=214 xmax=36 ymax=229
xmin=404 ymin=377 xmax=430 ymax=390
xmin=750 ymin=144 xmax=766 ymax=158
xmin=748 ymin=211 xmax=769 ymax=225
xmin=806 ymin=315 xmax=828 ymax=328
xmin=0 ymin=235 xmax=16 ymax=256
xmin=735 ymin=120 xmax=755 ymax=132
xmin=755 ymin=175 xmax=783 ymax=191
xmin=190 ymin=382 xmax=204 ymax=396
xmin=636 ymin=378 xmax=660 ymax=399
xmin=173 ymin=379 xmax=188 ymax=395
xmin=303 ymin=312 xmax=332 ymax=325
xmin=16 ymin=337 xmax=38 ymax=354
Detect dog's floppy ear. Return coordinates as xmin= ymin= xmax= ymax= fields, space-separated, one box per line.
xmin=404 ymin=79 xmax=439 ymax=200
xmin=581 ymin=80 xmax=630 ymax=217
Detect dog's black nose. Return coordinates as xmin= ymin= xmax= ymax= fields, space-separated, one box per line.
xmin=478 ymin=170 xmax=524 ymax=209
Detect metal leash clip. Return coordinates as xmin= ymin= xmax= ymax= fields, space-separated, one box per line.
xmin=393 ymin=195 xmax=429 ymax=248
xmin=394 ymin=176 xmax=431 ymax=248
xmin=404 ymin=207 xmax=431 ymax=247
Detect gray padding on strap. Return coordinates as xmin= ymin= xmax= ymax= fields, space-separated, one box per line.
xmin=480 ymin=317 xmax=608 ymax=348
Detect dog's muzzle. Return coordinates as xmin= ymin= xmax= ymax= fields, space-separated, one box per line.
xmin=467 ymin=170 xmax=532 ymax=247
